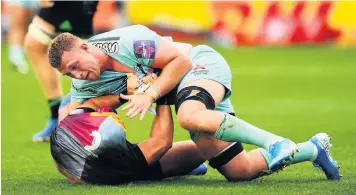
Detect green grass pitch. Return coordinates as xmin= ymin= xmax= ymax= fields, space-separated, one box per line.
xmin=2 ymin=44 xmax=356 ymax=194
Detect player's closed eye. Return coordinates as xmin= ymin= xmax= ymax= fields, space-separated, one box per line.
xmin=71 ymin=65 xmax=77 ymax=70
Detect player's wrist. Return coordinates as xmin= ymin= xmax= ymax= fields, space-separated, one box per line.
xmin=156 ymin=95 xmax=168 ymax=105
xmin=118 ymin=94 xmax=128 ymax=104
xmin=145 ymin=84 xmax=161 ymax=102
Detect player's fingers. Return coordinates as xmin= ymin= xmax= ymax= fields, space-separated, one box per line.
xmin=127 ymin=105 xmax=139 ymax=117
xmin=134 ymin=80 xmax=140 ymax=87
xmin=143 ymin=76 xmax=151 ymax=84
xmin=126 ymin=73 xmax=134 ymax=78
xmin=120 ymin=94 xmax=132 ymax=101
xmin=122 ymin=102 xmax=134 ymax=111
xmin=140 ymin=107 xmax=149 ymax=120
xmin=127 ymin=80 xmax=140 ymax=89
xmin=151 ymin=73 xmax=158 ymax=80
xmin=129 ymin=107 xmax=143 ymax=119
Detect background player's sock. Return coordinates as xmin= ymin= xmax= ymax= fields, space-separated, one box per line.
xmin=48 ymin=97 xmax=62 ymax=119
xmin=9 ymin=45 xmax=29 ymax=74
xmin=292 ymin=141 xmax=318 ymax=164
xmin=214 ymin=113 xmax=284 ymax=149
xmin=32 ymin=97 xmax=62 ymax=142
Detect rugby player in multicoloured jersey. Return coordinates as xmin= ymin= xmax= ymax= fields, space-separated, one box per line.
xmin=48 ymin=25 xmax=341 ymax=180
xmin=52 ymin=93 xmax=209 ymax=185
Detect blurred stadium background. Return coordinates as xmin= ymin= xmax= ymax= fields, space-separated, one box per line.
xmin=1 ymin=1 xmax=356 ymax=194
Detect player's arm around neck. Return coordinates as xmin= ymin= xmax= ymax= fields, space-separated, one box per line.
xmin=59 ymin=96 xmax=123 ymax=122
xmin=81 ymin=95 xmax=123 ymax=110
xmin=138 ymin=104 xmax=174 ymax=165
xmin=149 ymin=38 xmax=192 ymax=98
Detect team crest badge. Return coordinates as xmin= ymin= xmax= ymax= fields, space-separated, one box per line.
xmin=134 ymin=40 xmax=156 ymax=59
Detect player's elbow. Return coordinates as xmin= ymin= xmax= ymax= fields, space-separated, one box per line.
xmin=157 ymin=137 xmax=173 ymax=154
xmin=151 ymin=136 xmax=172 ymax=155
xmin=180 ymin=55 xmax=192 ymax=72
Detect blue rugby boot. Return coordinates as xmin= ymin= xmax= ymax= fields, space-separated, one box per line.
xmin=188 ymin=163 xmax=208 ymax=176
xmin=310 ymin=133 xmax=341 ymax=180
xmin=269 ymin=139 xmax=299 ymax=172
xmin=32 ymin=118 xmax=58 ymax=143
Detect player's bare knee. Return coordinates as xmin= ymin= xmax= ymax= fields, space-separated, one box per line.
xmin=176 ymin=86 xmax=216 ymax=130
xmin=177 ymin=111 xmax=195 ymax=131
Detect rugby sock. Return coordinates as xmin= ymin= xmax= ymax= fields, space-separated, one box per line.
xmin=48 ymin=97 xmax=62 ymax=119
xmin=258 ymin=148 xmax=272 ymax=166
xmin=214 ymin=113 xmax=283 ymax=150
xmin=9 ymin=45 xmax=25 ymax=63
xmin=258 ymin=141 xmax=317 ymax=168
xmin=292 ymin=141 xmax=318 ymax=163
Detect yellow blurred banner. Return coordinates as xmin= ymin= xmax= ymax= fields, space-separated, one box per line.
xmin=126 ymin=1 xmax=356 ymax=46
xmin=2 ymin=1 xmax=355 ymax=46
xmin=126 ymin=1 xmax=212 ymax=32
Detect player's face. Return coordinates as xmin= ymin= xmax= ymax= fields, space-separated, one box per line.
xmin=60 ymin=43 xmax=101 ymax=81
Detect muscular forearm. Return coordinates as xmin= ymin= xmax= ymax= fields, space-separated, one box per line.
xmin=59 ymin=96 xmax=122 ymax=122
xmin=58 ymin=101 xmax=81 ymax=122
xmin=150 ymin=105 xmax=173 ymax=142
xmin=138 ymin=105 xmax=174 ymax=165
xmin=148 ymin=56 xmax=191 ymax=98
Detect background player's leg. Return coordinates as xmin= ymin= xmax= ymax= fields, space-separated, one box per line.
xmin=24 ymin=16 xmax=62 ymax=142
xmin=7 ymin=3 xmax=34 ymax=74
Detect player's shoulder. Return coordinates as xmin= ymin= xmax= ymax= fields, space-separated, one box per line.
xmin=118 ymin=24 xmax=151 ymax=31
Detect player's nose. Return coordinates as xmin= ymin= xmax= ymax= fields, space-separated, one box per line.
xmin=72 ymin=71 xmax=83 ymax=80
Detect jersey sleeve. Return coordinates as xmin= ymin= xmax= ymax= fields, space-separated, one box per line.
xmin=119 ymin=25 xmax=161 ymax=68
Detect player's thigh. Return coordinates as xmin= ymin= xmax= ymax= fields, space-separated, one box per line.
xmin=176 ymin=45 xmax=232 ymax=116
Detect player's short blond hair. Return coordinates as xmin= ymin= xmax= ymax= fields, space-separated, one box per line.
xmin=48 ymin=33 xmax=80 ymax=69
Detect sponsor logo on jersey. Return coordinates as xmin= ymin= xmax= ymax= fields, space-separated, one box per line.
xmin=133 ymin=40 xmax=156 ymax=59
xmin=90 ymin=37 xmax=120 ymax=54
xmin=192 ymin=64 xmax=209 ymax=76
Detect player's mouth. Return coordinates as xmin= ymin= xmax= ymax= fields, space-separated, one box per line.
xmin=85 ymin=72 xmax=90 ymax=80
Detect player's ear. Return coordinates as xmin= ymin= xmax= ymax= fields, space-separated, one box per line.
xmin=80 ymin=43 xmax=88 ymax=51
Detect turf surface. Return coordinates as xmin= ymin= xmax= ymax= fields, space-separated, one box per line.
xmin=2 ymin=44 xmax=356 ymax=194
